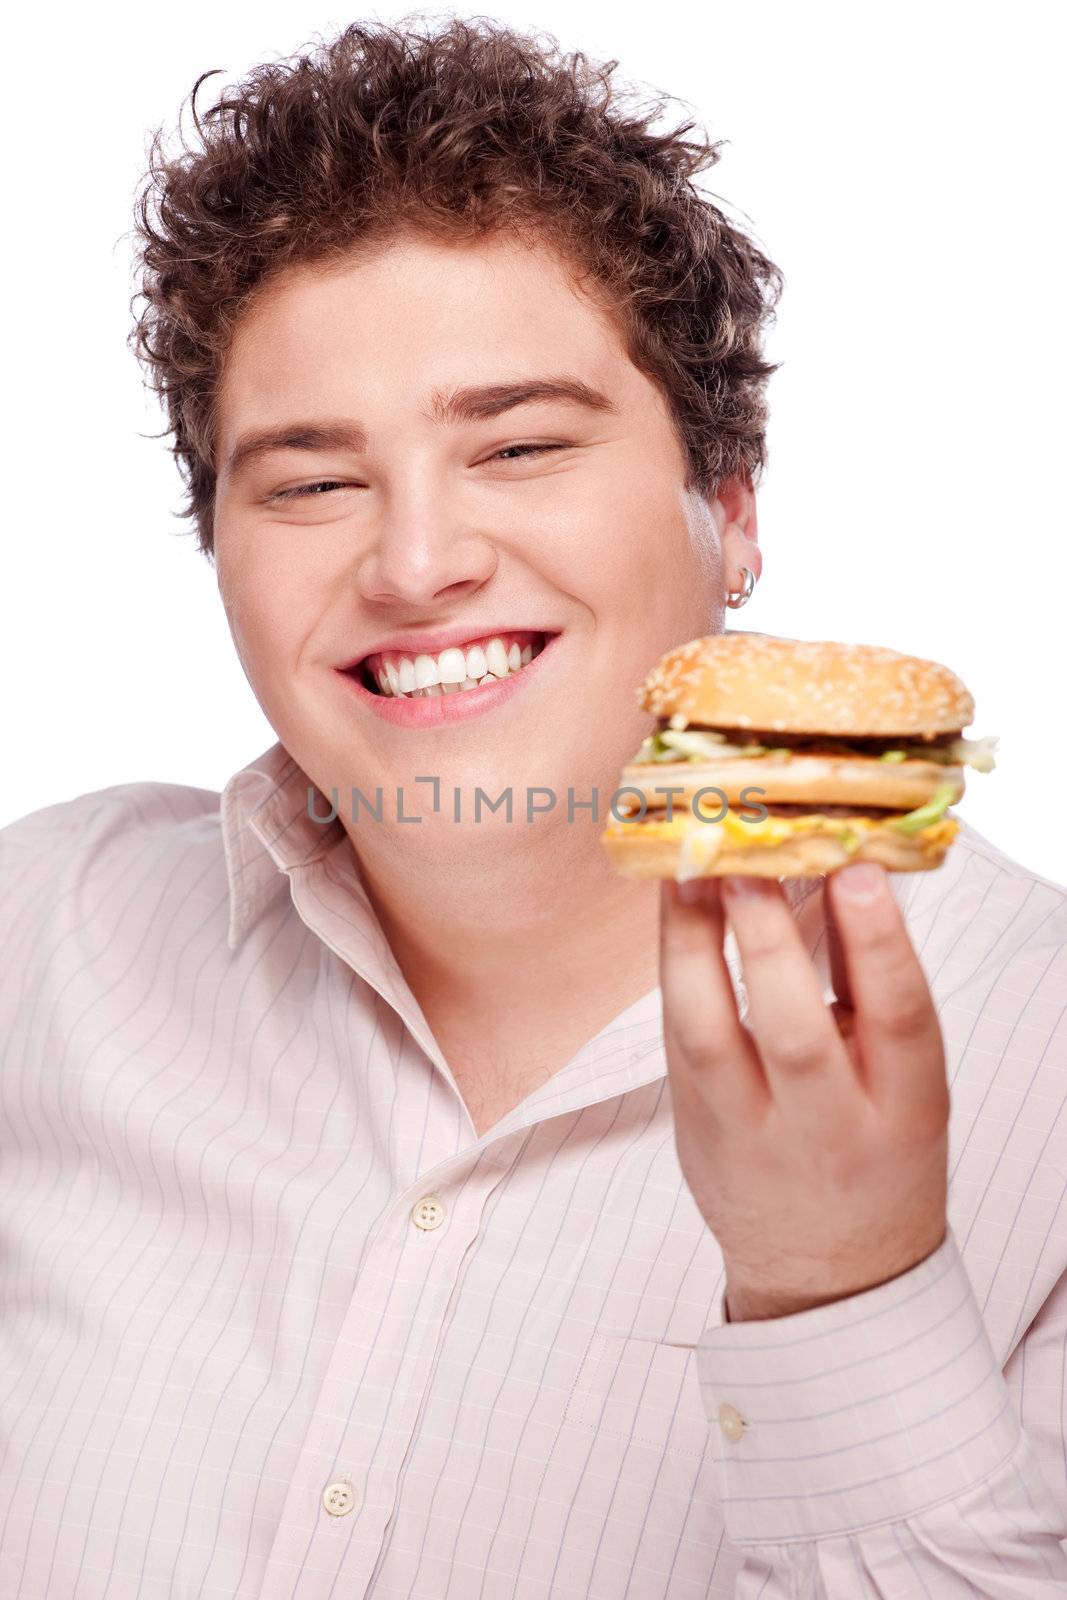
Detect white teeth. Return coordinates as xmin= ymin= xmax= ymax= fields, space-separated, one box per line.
xmin=485 ymin=637 xmax=509 ymax=677
xmin=413 ymin=653 xmax=440 ymax=689
xmin=368 ymin=632 xmax=548 ymax=697
xmin=464 ymin=644 xmax=488 ymax=680
xmin=436 ymin=647 xmax=468 ymax=684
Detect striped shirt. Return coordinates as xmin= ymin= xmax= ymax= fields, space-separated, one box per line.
xmin=2 ymin=736 xmax=1066 ymax=1598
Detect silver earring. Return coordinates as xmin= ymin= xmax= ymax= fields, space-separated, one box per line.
xmin=725 ymin=566 xmax=755 ymax=609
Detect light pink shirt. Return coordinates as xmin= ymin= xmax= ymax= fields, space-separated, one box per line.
xmin=2 ymin=737 xmax=1066 ymax=1598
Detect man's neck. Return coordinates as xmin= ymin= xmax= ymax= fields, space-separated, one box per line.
xmin=342 ymin=813 xmax=826 ymax=1135
xmin=346 ymin=820 xmax=663 ymax=1121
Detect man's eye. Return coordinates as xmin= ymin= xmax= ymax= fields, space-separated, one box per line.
xmin=269 ymin=444 xmax=567 ymax=500
xmin=270 ymin=480 xmax=351 ymax=502
xmin=491 ymin=443 xmax=566 ymax=462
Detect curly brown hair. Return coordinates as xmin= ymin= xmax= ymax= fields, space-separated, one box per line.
xmin=131 ymin=14 xmax=784 ymax=559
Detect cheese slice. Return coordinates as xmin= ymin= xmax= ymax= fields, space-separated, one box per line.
xmin=605 ymin=809 xmax=958 ymax=852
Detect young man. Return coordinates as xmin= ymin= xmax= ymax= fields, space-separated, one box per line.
xmin=2 ymin=19 xmax=1065 ymax=1597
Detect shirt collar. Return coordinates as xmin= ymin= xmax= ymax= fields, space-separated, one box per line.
xmin=221 ymin=739 xmax=350 ymax=952
xmin=217 ymin=742 xmax=677 ymax=1124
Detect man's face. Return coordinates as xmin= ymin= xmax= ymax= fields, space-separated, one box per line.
xmin=213 ymin=231 xmax=728 ymax=849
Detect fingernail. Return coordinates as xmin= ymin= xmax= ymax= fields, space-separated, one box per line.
xmin=835 ymin=861 xmax=884 ymax=901
xmin=677 ymin=879 xmax=706 ymax=905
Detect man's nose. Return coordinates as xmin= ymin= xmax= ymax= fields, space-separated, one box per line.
xmin=353 ymin=502 xmax=498 ymax=608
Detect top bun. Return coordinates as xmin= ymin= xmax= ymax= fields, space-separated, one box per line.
xmin=641 ymin=631 xmax=974 ymax=736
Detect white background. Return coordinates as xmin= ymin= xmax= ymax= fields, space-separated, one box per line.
xmin=4 ymin=1 xmax=1064 ymax=883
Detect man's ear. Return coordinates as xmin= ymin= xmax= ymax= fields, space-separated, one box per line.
xmin=713 ymin=472 xmax=762 ymax=591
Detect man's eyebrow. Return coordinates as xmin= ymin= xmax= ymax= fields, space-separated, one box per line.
xmin=225 ymin=423 xmax=365 ymax=481
xmin=224 ymin=376 xmax=616 ymax=479
xmin=428 ymin=375 xmax=616 ymax=426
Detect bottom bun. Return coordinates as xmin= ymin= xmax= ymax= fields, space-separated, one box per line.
xmin=601 ymin=819 xmax=957 ymax=879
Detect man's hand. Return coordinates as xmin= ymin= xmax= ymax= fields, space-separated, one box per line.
xmin=659 ymin=862 xmax=949 ymax=1322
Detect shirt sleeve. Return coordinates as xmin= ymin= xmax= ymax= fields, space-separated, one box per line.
xmin=694 ymin=1230 xmax=1067 ymax=1596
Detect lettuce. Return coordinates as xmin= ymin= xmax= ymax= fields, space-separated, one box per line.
xmin=880 ymin=736 xmax=997 ymax=772
xmin=631 ymin=729 xmax=997 ymax=774
xmin=888 ymin=781 xmax=958 ymax=834
xmin=632 ymin=729 xmax=768 ymax=763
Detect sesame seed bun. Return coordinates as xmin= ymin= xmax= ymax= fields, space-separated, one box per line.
xmin=641 ymin=631 xmax=974 ymax=737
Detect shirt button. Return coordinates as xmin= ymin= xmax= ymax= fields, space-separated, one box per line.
xmin=411 ymin=1195 xmax=446 ymax=1231
xmin=322 ymin=1478 xmax=356 ymax=1516
xmin=717 ymin=1402 xmax=746 ymax=1442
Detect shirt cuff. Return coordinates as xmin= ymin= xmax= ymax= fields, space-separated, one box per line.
xmin=694 ymin=1230 xmax=1021 ymax=1544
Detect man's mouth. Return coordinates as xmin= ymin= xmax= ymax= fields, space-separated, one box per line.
xmin=351 ymin=629 xmax=550 ymax=699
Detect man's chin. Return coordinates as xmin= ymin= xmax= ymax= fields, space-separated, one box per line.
xmin=312 ymin=751 xmax=601 ymax=843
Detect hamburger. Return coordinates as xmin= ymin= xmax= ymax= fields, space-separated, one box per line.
xmin=601 ymin=632 xmax=996 ymax=879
